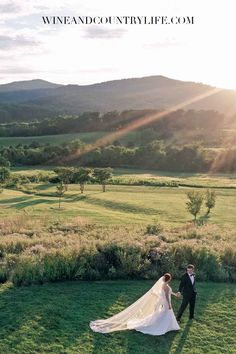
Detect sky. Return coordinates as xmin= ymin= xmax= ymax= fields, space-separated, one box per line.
xmin=0 ymin=0 xmax=236 ymax=89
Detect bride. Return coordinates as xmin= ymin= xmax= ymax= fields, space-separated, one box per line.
xmin=90 ymin=273 xmax=180 ymax=336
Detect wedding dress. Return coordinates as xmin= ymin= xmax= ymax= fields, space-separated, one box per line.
xmin=90 ymin=276 xmax=180 ymax=335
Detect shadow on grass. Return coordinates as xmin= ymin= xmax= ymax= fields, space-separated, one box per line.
xmin=82 ymin=196 xmax=165 ymax=216
xmin=34 ymin=184 xmax=52 ymax=191
xmin=171 ymin=321 xmax=191 ymax=354
xmin=1 ymin=280 xmax=234 ymax=353
xmin=66 ymin=194 xmax=87 ymax=202
xmin=0 ymin=281 xmax=132 ymax=353
xmin=1 ymin=187 xmax=173 ymax=217
xmin=13 ymin=198 xmax=57 ymax=209
xmin=0 ymin=196 xmax=58 ymax=210
xmin=0 ymin=196 xmax=33 ymax=205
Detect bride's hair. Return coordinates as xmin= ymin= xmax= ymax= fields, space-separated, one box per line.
xmin=163 ymin=273 xmax=172 ymax=282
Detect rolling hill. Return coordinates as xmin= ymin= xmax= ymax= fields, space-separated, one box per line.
xmin=0 ymin=76 xmax=236 ymax=122
xmin=0 ymin=79 xmax=62 ymax=92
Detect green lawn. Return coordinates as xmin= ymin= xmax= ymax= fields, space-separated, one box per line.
xmin=0 ymin=131 xmax=137 ymax=146
xmin=0 ymin=280 xmax=235 ymax=354
xmin=0 ymin=132 xmax=105 ymax=146
xmin=1 ymin=184 xmax=236 ymax=227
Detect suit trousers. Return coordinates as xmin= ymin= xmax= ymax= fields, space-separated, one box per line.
xmin=177 ymin=292 xmax=196 ymax=320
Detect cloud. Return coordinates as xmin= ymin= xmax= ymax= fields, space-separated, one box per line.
xmin=0 ymin=1 xmax=64 ymax=22
xmin=0 ymin=34 xmax=40 ymax=50
xmin=0 ymin=66 xmax=36 ymax=74
xmin=83 ymin=26 xmax=126 ymax=39
xmin=0 ymin=1 xmax=20 ymax=13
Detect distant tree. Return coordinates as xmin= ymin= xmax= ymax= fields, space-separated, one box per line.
xmin=186 ymin=190 xmax=204 ymax=221
xmin=29 ymin=141 xmax=41 ymax=148
xmin=0 ymin=156 xmax=11 ymax=168
xmin=137 ymin=128 xmax=159 ymax=144
xmin=136 ymin=140 xmax=166 ymax=169
xmin=0 ymin=167 xmax=11 ymax=183
xmin=93 ymin=168 xmax=113 ymax=192
xmin=54 ymin=167 xmax=74 ymax=191
xmin=73 ymin=167 xmax=92 ymax=194
xmin=205 ymin=189 xmax=216 ymax=215
xmin=56 ymin=182 xmax=66 ymax=209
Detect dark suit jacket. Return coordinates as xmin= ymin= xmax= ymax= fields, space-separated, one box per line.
xmin=178 ymin=272 xmax=197 ymax=297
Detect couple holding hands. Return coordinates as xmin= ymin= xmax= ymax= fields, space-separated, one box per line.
xmin=90 ymin=264 xmax=197 ymax=336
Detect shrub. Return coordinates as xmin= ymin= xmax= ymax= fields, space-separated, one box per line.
xmin=0 ymin=223 xmax=235 ymax=286
xmin=49 ymin=176 xmax=61 ymax=184
xmin=145 ymin=223 xmax=163 ymax=235
xmin=0 ymin=167 xmax=10 ymax=183
xmin=11 ymin=256 xmax=43 ymax=286
xmin=0 ymin=262 xmax=9 ymax=283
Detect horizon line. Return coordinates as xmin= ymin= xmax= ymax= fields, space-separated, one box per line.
xmin=0 ymin=74 xmax=235 ymax=92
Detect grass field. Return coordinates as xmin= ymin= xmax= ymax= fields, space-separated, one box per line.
xmin=11 ymin=167 xmax=236 ymax=189
xmin=113 ymin=168 xmax=236 ymax=188
xmin=0 ymin=169 xmax=235 ymax=353
xmin=1 ymin=184 xmax=236 ymax=227
xmin=0 ymin=132 xmax=105 ymax=146
xmin=0 ymin=131 xmax=137 ymax=146
xmin=1 ymin=128 xmax=236 ymax=148
xmin=0 ymin=280 xmax=235 ymax=354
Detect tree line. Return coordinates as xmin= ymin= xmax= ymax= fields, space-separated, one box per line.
xmin=0 ymin=109 xmax=225 ymax=137
xmin=1 ymin=140 xmax=236 ymax=172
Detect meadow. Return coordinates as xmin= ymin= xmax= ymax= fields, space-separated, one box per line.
xmin=113 ymin=168 xmax=236 ymax=188
xmin=0 ymin=176 xmax=236 ymax=285
xmin=1 ymin=83 xmax=236 ymax=353
xmin=0 ymin=131 xmax=137 ymax=146
xmin=0 ymin=280 xmax=235 ymax=354
xmin=0 ymin=132 xmax=105 ymax=146
xmin=0 ymin=169 xmax=236 ymax=353
xmin=11 ymin=166 xmax=236 ymax=189
xmin=1 ymin=184 xmax=236 ymax=226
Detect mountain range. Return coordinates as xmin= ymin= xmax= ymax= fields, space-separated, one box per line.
xmin=0 ymin=76 xmax=236 ymax=122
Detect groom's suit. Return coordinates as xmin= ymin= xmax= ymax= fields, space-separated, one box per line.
xmin=176 ymin=272 xmax=197 ymax=321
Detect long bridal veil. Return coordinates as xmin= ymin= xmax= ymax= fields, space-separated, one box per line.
xmin=90 ymin=276 xmax=165 ymax=333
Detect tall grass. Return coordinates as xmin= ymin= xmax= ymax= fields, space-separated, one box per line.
xmin=0 ymin=215 xmax=235 ymax=286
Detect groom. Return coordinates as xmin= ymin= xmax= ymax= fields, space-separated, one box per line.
xmin=176 ymin=264 xmax=197 ymax=322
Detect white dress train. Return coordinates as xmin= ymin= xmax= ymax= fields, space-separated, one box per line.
xmin=90 ymin=277 xmax=180 ymax=336
xmin=127 ymin=285 xmax=180 ymax=335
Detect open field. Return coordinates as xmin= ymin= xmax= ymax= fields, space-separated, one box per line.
xmin=0 ymin=169 xmax=235 ymax=353
xmin=0 ymin=131 xmax=136 ymax=146
xmin=0 ymin=178 xmax=235 ymax=285
xmin=0 ymin=280 xmax=235 ymax=354
xmin=113 ymin=168 xmax=236 ymax=188
xmin=0 ymin=132 xmax=105 ymax=145
xmin=11 ymin=167 xmax=236 ymax=189
xmin=1 ymin=184 xmax=236 ymax=226
xmin=1 ymin=128 xmax=236 ymax=147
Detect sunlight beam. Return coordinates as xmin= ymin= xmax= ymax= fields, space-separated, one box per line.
xmin=62 ymin=87 xmax=222 ymax=162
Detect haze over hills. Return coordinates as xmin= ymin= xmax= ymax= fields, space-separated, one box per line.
xmin=0 ymin=80 xmax=63 ymax=106
xmin=0 ymin=79 xmax=62 ymax=93
xmin=0 ymin=76 xmax=236 ymax=122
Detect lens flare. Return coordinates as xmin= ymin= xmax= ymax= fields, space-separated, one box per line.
xmin=209 ymin=135 xmax=236 ymax=173
xmin=62 ymin=87 xmax=222 ymax=163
